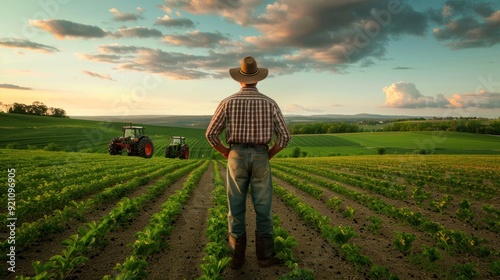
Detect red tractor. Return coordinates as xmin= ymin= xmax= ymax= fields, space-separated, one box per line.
xmin=108 ymin=125 xmax=154 ymax=158
xmin=165 ymin=136 xmax=189 ymax=159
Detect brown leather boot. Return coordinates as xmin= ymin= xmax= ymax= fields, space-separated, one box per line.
xmin=255 ymin=231 xmax=284 ymax=267
xmin=228 ymin=233 xmax=246 ymax=269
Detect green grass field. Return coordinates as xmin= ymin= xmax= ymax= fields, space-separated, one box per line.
xmin=0 ymin=113 xmax=212 ymax=158
xmin=288 ymin=132 xmax=500 ymax=156
xmin=1 ymin=113 xmax=499 ymax=158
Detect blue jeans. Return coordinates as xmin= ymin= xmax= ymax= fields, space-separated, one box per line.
xmin=227 ymin=144 xmax=273 ymax=239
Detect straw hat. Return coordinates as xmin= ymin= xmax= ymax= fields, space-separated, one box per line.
xmin=229 ymin=56 xmax=268 ymax=83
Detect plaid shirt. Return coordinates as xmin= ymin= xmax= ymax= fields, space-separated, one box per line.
xmin=206 ymin=87 xmax=291 ymax=148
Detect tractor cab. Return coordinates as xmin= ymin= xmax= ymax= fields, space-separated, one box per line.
xmin=171 ymin=136 xmax=186 ymax=145
xmin=122 ymin=126 xmax=145 ymax=140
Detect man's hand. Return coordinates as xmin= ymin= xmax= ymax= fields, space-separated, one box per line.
xmin=268 ymin=144 xmax=284 ymax=160
xmin=213 ymin=142 xmax=230 ymax=159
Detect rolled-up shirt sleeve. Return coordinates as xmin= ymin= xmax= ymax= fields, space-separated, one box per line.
xmin=206 ymin=102 xmax=226 ymax=147
xmin=273 ymin=106 xmax=291 ymax=148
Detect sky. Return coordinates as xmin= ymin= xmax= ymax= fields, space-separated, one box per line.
xmin=0 ymin=0 xmax=499 ymax=118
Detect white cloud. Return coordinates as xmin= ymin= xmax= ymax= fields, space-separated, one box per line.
xmin=154 ymin=15 xmax=195 ymax=29
xmin=431 ymin=2 xmax=500 ymax=49
xmin=82 ymin=70 xmax=114 ymax=81
xmin=0 ymin=83 xmax=32 ymax=90
xmin=382 ymin=82 xmax=449 ymax=108
xmin=109 ymin=8 xmax=143 ymax=22
xmin=163 ymin=30 xmax=230 ymax=48
xmin=163 ymin=0 xmax=265 ymax=25
xmin=448 ymin=90 xmax=500 ymax=109
xmin=113 ymin=27 xmax=163 ymax=38
xmin=30 ymin=19 xmax=109 ymax=39
xmin=246 ymin=0 xmax=427 ymax=67
xmin=383 ymin=82 xmax=499 ymax=109
xmin=0 ymin=38 xmax=59 ymax=53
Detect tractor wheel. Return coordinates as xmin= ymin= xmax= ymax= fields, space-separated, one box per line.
xmin=137 ymin=137 xmax=154 ymax=158
xmin=108 ymin=138 xmax=122 ymax=155
xmin=165 ymin=146 xmax=176 ymax=158
xmin=179 ymin=145 xmax=189 ymax=159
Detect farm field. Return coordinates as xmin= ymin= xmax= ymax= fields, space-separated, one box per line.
xmin=0 ymin=113 xmax=213 ymax=158
xmin=1 ymin=113 xmax=499 ymax=159
xmin=1 ymin=149 xmax=498 ymax=279
xmin=289 ymin=132 xmax=500 ymax=156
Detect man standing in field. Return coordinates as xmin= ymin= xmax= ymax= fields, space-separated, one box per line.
xmin=206 ymin=56 xmax=291 ymax=269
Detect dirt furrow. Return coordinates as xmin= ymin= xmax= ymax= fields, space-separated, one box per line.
xmin=272 ymin=176 xmax=434 ymax=279
xmin=145 ymin=164 xmax=213 ymax=279
xmin=299 ymin=167 xmax=499 ymax=249
xmin=272 ymin=188 xmax=366 ymax=279
xmin=308 ymin=170 xmax=500 ymax=256
xmin=70 ymin=172 xmax=190 ymax=279
xmin=9 ymin=171 xmax=181 ymax=279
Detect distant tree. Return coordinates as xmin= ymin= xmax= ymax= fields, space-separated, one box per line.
xmin=44 ymin=143 xmax=61 ymax=151
xmin=50 ymin=107 xmax=67 ymax=118
xmin=27 ymin=144 xmax=38 ymax=150
xmin=489 ymin=121 xmax=500 ymax=135
xmin=291 ymin=147 xmax=301 ymax=158
xmin=30 ymin=101 xmax=48 ymax=116
xmin=6 ymin=142 xmax=21 ymax=149
xmin=7 ymin=101 xmax=67 ymax=118
xmin=465 ymin=120 xmax=481 ymax=133
xmin=9 ymin=103 xmax=28 ymax=114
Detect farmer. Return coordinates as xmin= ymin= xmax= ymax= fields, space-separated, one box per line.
xmin=206 ymin=56 xmax=291 ymax=269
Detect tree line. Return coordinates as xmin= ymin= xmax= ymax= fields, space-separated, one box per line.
xmin=289 ymin=122 xmax=360 ymax=134
xmin=7 ymin=102 xmax=68 ymax=118
xmin=289 ymin=119 xmax=500 ymax=135
xmin=384 ymin=119 xmax=500 ymax=135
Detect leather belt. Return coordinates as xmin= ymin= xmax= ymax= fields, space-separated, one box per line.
xmin=230 ymin=143 xmax=269 ymax=150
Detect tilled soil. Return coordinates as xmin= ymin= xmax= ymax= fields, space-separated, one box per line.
xmin=6 ymin=161 xmax=498 ymax=279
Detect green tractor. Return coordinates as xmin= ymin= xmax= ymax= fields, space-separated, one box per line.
xmin=165 ymin=136 xmax=189 ymax=159
xmin=108 ymin=125 xmax=154 ymax=158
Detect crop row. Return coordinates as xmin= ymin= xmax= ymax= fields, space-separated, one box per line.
xmin=274 ymin=163 xmax=407 ymax=201
xmin=297 ymin=156 xmax=498 ymax=200
xmin=0 ymin=150 xmax=130 ymax=170
xmin=273 ymin=182 xmax=399 ymax=279
xmin=273 ymin=162 xmax=493 ymax=253
xmin=106 ymin=161 xmax=209 ymax=279
xmin=1 ymin=158 xmax=195 ymax=224
xmin=16 ymin=161 xmax=205 ymax=279
xmin=271 ymin=161 xmax=499 ymax=278
xmin=0 ymin=160 xmax=141 ymax=199
xmin=1 ymin=161 xmax=198 ymax=252
xmin=0 ymin=151 xmax=154 ymax=200
xmin=2 ymin=164 xmax=158 ymax=223
xmin=197 ymin=162 xmax=230 ymax=279
xmin=273 ymin=159 xmax=499 ymax=233
xmin=6 ymin=156 xmax=312 ymax=279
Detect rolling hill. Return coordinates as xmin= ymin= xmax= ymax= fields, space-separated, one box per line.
xmin=1 ymin=113 xmax=499 ymax=159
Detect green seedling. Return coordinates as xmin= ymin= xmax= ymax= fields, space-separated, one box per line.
xmin=393 ymin=231 xmax=416 ymax=255
xmin=421 ymin=245 xmax=442 ymax=263
xmin=367 ymin=216 xmax=382 ymax=234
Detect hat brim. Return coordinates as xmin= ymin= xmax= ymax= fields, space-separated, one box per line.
xmin=229 ymin=67 xmax=268 ymax=83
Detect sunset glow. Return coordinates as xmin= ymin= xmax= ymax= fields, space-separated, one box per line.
xmin=1 ymin=0 xmax=499 ymax=117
